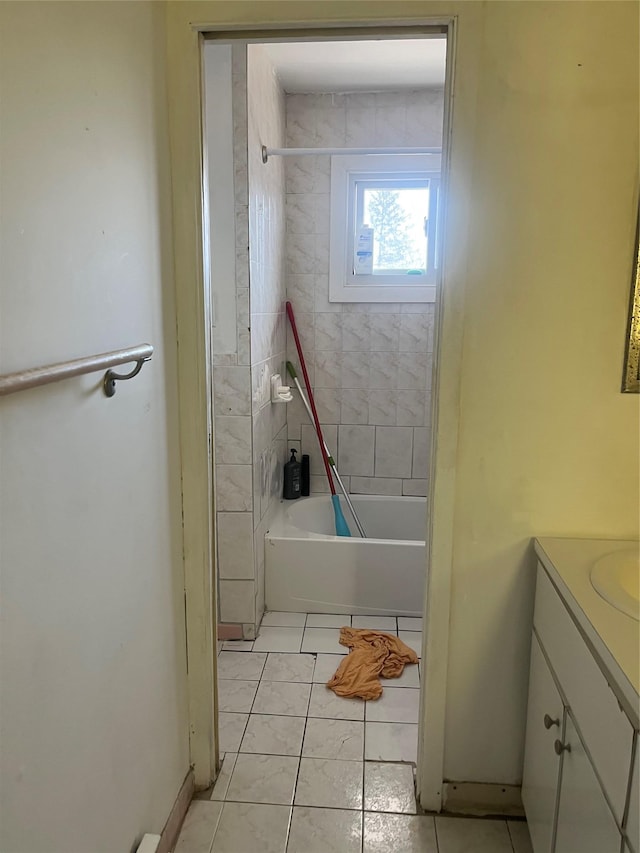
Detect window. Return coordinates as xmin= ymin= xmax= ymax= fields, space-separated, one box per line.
xmin=329 ymin=155 xmax=441 ymax=303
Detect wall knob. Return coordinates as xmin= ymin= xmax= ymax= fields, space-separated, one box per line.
xmin=544 ymin=714 xmax=560 ymax=729
xmin=554 ymin=739 xmax=571 ymax=755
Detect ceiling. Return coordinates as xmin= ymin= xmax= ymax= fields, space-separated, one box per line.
xmin=261 ymin=38 xmax=446 ymax=93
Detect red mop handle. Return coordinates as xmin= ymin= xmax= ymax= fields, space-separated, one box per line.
xmin=286 ymin=301 xmax=335 ymax=495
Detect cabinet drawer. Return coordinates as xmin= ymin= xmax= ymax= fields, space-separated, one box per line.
xmin=534 ymin=563 xmax=634 ymax=824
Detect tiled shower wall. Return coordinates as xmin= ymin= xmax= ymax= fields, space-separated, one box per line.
xmin=212 ymin=45 xmax=286 ymax=637
xmin=284 ymin=90 xmax=444 ymax=496
xmin=211 ymin=45 xmax=255 ymax=634
xmin=247 ymin=46 xmax=287 ymax=630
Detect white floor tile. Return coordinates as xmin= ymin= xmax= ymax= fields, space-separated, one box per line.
xmin=398 ymin=631 xmax=422 ymax=658
xmin=435 ymin=817 xmax=513 ymax=853
xmin=218 ymin=712 xmax=249 ymax=753
xmin=302 ymin=718 xmax=364 ymax=761
xmin=211 ymin=753 xmax=237 ymax=801
xmin=398 ymin=617 xmax=422 ymax=632
xmin=262 ymin=652 xmax=315 ymax=683
xmin=364 ymin=722 xmax=418 ymax=763
xmin=366 ymin=686 xmax=420 ymax=723
xmin=364 ymin=812 xmax=437 ymax=853
xmin=301 ymin=627 xmax=348 ymax=654
xmin=305 ymin=613 xmax=351 ymax=628
xmin=175 ymin=801 xmax=223 ymax=853
xmin=217 ymin=651 xmax=266 ymax=681
xmin=211 ymin=802 xmax=290 ymax=853
xmin=384 ymin=663 xmax=420 ymax=688
xmin=221 ymin=640 xmax=254 ymax=652
xmin=240 ymin=713 xmax=306 ymax=756
xmin=252 ymin=626 xmax=304 ymax=653
xmin=352 ymin=615 xmax=397 ymax=632
xmin=226 ymin=753 xmax=299 ymax=805
xmin=364 ymin=762 xmax=416 ymax=814
xmin=508 ymin=820 xmax=534 ymax=853
xmin=217 ymin=679 xmax=259 ymax=713
xmin=312 ymin=653 xmax=344 ymax=683
xmin=294 ymin=757 xmax=363 ymax=810
xmin=261 ymin=611 xmax=307 ymax=628
xmin=287 ymin=806 xmax=362 ymax=853
xmin=308 ymin=683 xmax=365 ymax=721
xmin=252 ymin=681 xmax=311 ymax=717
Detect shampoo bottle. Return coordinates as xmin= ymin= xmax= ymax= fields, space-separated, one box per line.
xmin=283 ymin=449 xmax=302 ymax=500
xmin=354 ymin=224 xmax=374 ymax=275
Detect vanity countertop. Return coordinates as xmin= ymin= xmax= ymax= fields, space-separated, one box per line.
xmin=534 ymin=537 xmax=639 ymax=728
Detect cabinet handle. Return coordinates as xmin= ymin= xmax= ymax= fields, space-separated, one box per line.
xmin=544 ymin=714 xmax=560 ymax=729
xmin=554 ymin=739 xmax=571 ymax=755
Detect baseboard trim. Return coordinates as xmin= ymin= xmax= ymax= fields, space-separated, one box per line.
xmin=157 ymin=768 xmax=195 ymax=853
xmin=442 ymin=782 xmax=524 ymax=817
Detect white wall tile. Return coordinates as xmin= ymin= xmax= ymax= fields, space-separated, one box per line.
xmin=218 ymin=512 xmax=255 ymax=579
xmin=400 ymin=314 xmax=429 ymax=352
xmin=315 ymin=388 xmax=341 ymax=424
xmin=397 ymin=352 xmax=428 ymax=391
xmin=403 ymin=479 xmax=428 ymax=497
xmin=315 ymin=350 xmax=342 ymax=388
xmin=217 ymin=464 xmax=253 ymax=511
xmin=314 ymin=273 xmax=341 ymax=313
xmin=220 ymin=580 xmax=256 ymax=623
xmin=375 ymin=427 xmax=413 ymax=478
xmin=370 ymin=313 xmax=400 ymax=351
xmin=396 ymin=391 xmax=426 ymax=427
xmin=342 ymin=313 xmax=371 ymax=351
xmin=214 ymin=366 xmax=252 ymax=416
xmin=215 ymin=416 xmax=253 ymax=464
xmin=341 ymin=388 xmax=369 ymax=425
xmin=287 ymin=274 xmax=315 ymax=314
xmin=351 ymin=477 xmax=402 ymax=496
xmin=315 ymin=313 xmax=342 ymax=351
xmin=338 ymin=425 xmax=375 ymax=476
xmin=369 ymin=351 xmax=398 ymax=390
xmin=412 ymin=428 xmax=430 ymax=478
xmin=369 ymin=390 xmax=397 ymax=426
xmin=342 ymin=352 xmax=370 ymax=389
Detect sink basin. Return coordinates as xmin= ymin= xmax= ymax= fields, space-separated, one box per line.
xmin=590 ymin=549 xmax=640 ymax=621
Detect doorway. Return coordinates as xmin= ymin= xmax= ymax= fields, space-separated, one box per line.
xmin=170 ymin=16 xmax=460 ymax=810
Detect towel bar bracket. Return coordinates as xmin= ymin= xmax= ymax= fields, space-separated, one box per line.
xmin=103 ymin=358 xmax=150 ymax=398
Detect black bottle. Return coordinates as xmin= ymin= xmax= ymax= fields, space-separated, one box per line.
xmin=301 ymin=454 xmax=310 ymax=497
xmin=283 ymin=449 xmax=301 ymax=500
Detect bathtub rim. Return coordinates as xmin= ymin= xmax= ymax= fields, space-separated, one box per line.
xmin=269 ymin=493 xmax=427 ymax=545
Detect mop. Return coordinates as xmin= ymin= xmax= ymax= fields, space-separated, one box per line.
xmin=285 ymin=301 xmax=352 ymax=537
xmin=286 ymin=360 xmax=366 ymax=538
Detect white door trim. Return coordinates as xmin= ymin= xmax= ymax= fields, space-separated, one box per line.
xmin=165 ymin=5 xmax=475 ymax=804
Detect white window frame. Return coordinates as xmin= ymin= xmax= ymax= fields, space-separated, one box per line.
xmin=329 ymin=154 xmax=441 ymax=303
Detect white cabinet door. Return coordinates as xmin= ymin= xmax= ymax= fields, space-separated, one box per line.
xmin=555 ymin=713 xmax=622 ymax=853
xmin=522 ymin=634 xmax=564 ymax=853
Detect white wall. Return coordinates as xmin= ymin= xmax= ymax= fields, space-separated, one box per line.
xmin=0 ymin=3 xmax=190 ymax=850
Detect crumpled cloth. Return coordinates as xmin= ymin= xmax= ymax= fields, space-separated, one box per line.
xmin=326 ymin=627 xmax=419 ymax=700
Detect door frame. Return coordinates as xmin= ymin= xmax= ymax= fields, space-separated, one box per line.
xmin=166 ymin=6 xmax=474 ymax=810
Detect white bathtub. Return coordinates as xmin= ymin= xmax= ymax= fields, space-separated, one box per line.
xmin=265 ymin=495 xmax=427 ymax=616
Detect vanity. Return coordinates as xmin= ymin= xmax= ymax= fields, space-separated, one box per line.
xmin=523 ymin=538 xmax=639 ymax=853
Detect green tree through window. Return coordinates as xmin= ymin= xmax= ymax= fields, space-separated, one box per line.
xmin=365 ymin=188 xmax=425 ymax=271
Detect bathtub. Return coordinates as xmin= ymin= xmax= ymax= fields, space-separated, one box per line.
xmin=265 ymin=494 xmax=426 ymax=616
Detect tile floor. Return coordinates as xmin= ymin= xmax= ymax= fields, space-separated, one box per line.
xmin=175 ymin=612 xmax=534 ymax=853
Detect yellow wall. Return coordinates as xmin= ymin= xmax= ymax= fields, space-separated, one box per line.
xmin=167 ymin=0 xmax=639 ymax=785
xmin=0 ymin=3 xmax=190 ymax=849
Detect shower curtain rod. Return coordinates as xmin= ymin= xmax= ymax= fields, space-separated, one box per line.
xmin=261 ymin=145 xmax=440 ymax=163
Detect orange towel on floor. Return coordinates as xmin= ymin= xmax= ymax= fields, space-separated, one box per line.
xmin=326 ymin=627 xmax=419 ymax=700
